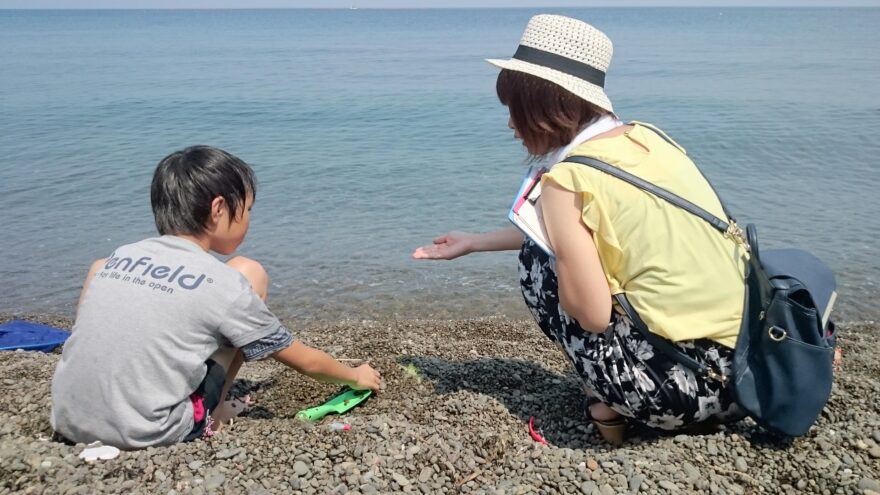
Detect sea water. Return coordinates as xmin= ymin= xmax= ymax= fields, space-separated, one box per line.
xmin=1 ymin=8 xmax=878 ymax=321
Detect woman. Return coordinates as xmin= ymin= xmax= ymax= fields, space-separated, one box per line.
xmin=413 ymin=14 xmax=747 ymax=444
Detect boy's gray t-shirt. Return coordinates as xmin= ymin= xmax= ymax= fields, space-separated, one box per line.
xmin=51 ymin=236 xmax=286 ymax=449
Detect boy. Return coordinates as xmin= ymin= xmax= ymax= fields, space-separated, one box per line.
xmin=51 ymin=146 xmax=381 ymax=449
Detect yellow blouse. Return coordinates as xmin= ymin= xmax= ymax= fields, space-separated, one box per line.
xmin=543 ymin=123 xmax=747 ymax=348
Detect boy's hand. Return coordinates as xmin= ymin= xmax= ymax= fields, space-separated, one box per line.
xmin=350 ymin=364 xmax=382 ymax=391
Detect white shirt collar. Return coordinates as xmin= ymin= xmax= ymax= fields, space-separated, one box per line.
xmin=547 ymin=115 xmax=623 ymax=166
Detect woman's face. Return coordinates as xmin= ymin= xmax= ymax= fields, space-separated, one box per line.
xmin=507 ymin=111 xmax=522 ymax=141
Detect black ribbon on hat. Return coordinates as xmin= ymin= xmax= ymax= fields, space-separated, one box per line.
xmin=512 ymin=45 xmax=606 ymax=88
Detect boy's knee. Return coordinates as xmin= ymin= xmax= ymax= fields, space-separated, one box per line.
xmin=226 ymin=256 xmax=269 ymax=300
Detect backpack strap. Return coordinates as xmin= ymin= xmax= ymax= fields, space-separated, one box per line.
xmin=562 ymin=134 xmax=741 ymax=383
xmin=563 ymin=155 xmax=731 ymax=234
xmin=614 ymin=294 xmax=727 ymax=384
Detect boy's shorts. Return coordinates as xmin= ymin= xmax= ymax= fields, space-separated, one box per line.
xmin=183 ymin=359 xmax=226 ymax=441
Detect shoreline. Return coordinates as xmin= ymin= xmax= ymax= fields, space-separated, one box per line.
xmin=1 ymin=314 xmax=878 ymax=494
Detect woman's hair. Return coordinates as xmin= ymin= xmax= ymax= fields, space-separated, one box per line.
xmin=150 ymin=145 xmax=257 ymax=236
xmin=496 ymin=69 xmax=611 ymax=158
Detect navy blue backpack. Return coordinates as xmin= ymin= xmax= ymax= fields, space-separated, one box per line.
xmin=565 ymin=147 xmax=837 ymax=437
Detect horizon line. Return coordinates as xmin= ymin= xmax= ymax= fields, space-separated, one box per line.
xmin=1 ymin=5 xmax=877 ymax=9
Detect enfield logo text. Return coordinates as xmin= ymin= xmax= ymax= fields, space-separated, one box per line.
xmin=100 ymin=254 xmax=210 ymax=294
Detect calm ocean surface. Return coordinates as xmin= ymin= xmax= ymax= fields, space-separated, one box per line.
xmin=1 ymin=8 xmax=878 ymax=322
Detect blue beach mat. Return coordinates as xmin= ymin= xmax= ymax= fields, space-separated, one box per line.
xmin=0 ymin=320 xmax=70 ymax=352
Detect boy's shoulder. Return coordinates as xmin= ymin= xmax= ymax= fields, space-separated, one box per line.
xmin=103 ymin=236 xmax=250 ymax=296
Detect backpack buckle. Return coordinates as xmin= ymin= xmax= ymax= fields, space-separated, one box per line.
xmin=706 ymin=368 xmax=729 ymax=385
xmin=726 ymin=222 xmax=749 ymax=251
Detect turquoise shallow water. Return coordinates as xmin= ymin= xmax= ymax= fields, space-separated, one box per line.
xmin=1 ymin=8 xmax=878 ymax=321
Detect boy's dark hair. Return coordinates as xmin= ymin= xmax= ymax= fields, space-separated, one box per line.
xmin=151 ymin=145 xmax=257 ymax=236
xmin=496 ymin=69 xmax=611 ymax=159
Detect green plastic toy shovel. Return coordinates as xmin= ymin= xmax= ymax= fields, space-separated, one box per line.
xmin=295 ymin=389 xmax=372 ymax=422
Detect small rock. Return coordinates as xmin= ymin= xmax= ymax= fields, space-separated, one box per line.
xmin=869 ymin=446 xmax=880 ymax=459
xmin=579 ymin=481 xmax=597 ymax=494
xmin=392 ymin=472 xmax=411 ymax=486
xmin=659 ymin=480 xmax=679 ymax=491
xmin=215 ymin=448 xmax=241 ymax=460
xmin=293 ymin=460 xmax=309 ymax=476
xmin=734 ymin=457 xmax=748 ymax=471
xmin=629 ymin=474 xmax=645 ymax=493
xmin=859 ymin=478 xmax=880 ymax=492
xmin=205 ymin=474 xmax=225 ymax=490
xmin=586 ymin=458 xmax=599 ymax=470
xmin=419 ymin=466 xmax=433 ymax=483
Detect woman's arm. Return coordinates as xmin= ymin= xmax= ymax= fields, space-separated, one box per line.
xmin=540 ymin=180 xmax=612 ymax=332
xmin=412 ymin=226 xmax=524 ymax=260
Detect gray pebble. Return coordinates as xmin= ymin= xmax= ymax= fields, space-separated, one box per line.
xmin=204 ymin=473 xmax=225 ymax=490
xmin=579 ymin=481 xmax=597 ymax=494
xmin=658 ymin=480 xmax=679 ymax=491
xmin=628 ymin=474 xmax=645 ymax=493
xmin=392 ymin=472 xmax=411 ymax=486
xmin=293 ymin=460 xmax=309 ymax=476
xmin=860 ymin=478 xmax=880 ymax=492
xmin=215 ymin=448 xmax=242 ymax=460
xmin=419 ymin=466 xmax=433 ymax=483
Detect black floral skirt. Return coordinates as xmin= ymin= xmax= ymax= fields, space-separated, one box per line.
xmin=518 ymin=239 xmax=741 ymax=430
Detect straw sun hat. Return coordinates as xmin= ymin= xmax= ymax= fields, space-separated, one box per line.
xmin=487 ymin=14 xmax=614 ymax=113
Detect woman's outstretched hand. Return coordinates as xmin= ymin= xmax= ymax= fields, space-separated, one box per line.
xmin=412 ymin=231 xmax=475 ymax=260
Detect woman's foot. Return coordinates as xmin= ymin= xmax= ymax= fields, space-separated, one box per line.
xmin=586 ymin=400 xmax=626 ymax=446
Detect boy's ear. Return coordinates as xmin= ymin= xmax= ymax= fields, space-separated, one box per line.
xmin=209 ymin=196 xmax=226 ymax=226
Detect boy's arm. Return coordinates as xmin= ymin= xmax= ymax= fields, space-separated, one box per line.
xmin=272 ymin=340 xmax=381 ymax=391
xmin=76 ymin=258 xmax=107 ymax=318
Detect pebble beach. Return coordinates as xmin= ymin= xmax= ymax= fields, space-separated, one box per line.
xmin=1 ymin=314 xmax=878 ymax=494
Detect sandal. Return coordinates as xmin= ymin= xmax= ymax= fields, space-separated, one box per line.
xmin=584 ymin=397 xmax=626 ymax=446
xmin=591 ymin=416 xmax=627 ymax=446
